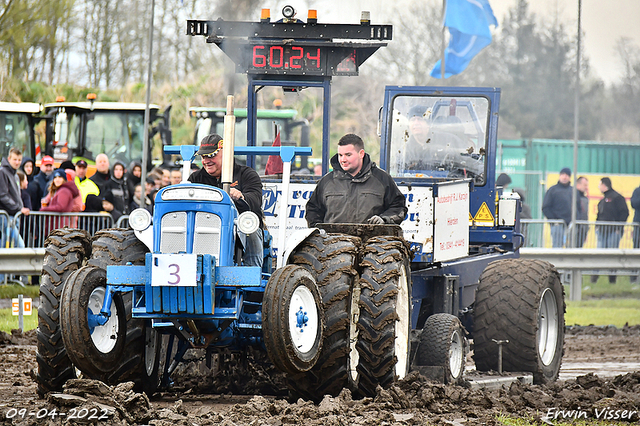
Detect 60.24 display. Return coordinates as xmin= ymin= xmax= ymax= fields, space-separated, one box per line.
xmin=250 ymin=45 xmax=323 ymax=73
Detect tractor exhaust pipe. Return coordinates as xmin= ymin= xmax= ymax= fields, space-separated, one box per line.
xmin=222 ymin=95 xmax=235 ymax=194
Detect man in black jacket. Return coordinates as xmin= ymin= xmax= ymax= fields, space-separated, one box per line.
xmin=596 ymin=177 xmax=629 ymax=247
xmin=90 ymin=153 xmax=111 ymax=195
xmin=594 ymin=177 xmax=629 ymax=284
xmin=542 ymin=167 xmax=573 ymax=247
xmin=305 ymin=133 xmax=407 ymax=227
xmin=188 ymin=134 xmax=264 ymax=267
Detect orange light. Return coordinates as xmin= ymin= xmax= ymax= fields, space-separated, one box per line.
xmin=86 ymin=93 xmax=97 ymax=100
xmin=260 ymin=8 xmax=270 ymax=22
xmin=273 ymin=99 xmax=283 ymax=108
xmin=308 ymin=10 xmax=317 ymax=20
xmin=55 ymin=96 xmax=65 ymax=102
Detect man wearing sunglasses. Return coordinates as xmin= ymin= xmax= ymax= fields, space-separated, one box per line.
xmin=188 ymin=134 xmax=265 ymax=267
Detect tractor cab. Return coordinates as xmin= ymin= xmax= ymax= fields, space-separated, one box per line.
xmin=43 ymin=95 xmax=171 ymax=173
xmin=0 ymin=102 xmax=42 ymax=160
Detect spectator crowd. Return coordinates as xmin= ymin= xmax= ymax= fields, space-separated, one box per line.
xmin=0 ymin=148 xmax=200 ymax=253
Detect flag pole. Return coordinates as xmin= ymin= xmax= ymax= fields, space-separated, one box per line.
xmin=441 ymin=0 xmax=446 ymax=79
xmin=570 ymin=0 xmax=581 ymax=247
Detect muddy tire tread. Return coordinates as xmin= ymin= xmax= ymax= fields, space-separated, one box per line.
xmin=36 ymin=228 xmax=91 ymax=397
xmin=356 ymin=236 xmax=411 ymax=397
xmin=473 ymin=258 xmax=565 ymax=383
xmin=289 ymin=233 xmax=360 ymax=399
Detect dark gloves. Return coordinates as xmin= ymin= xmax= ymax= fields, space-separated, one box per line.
xmin=367 ymin=215 xmax=385 ymax=225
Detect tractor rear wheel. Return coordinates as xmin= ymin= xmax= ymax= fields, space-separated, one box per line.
xmin=289 ymin=233 xmax=360 ymax=400
xmin=36 ymin=228 xmax=91 ymax=397
xmin=60 ymin=266 xmax=127 ymax=377
xmin=356 ymin=237 xmax=412 ymax=397
xmin=87 ymin=228 xmax=150 ymax=389
xmin=263 ymin=265 xmax=324 ymax=376
xmin=473 ymin=258 xmax=565 ymax=384
xmin=416 ymin=313 xmax=466 ymax=384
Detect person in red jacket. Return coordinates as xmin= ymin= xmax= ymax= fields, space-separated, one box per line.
xmin=41 ymin=168 xmax=82 ymax=235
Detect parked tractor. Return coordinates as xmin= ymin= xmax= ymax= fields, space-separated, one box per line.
xmin=43 ymin=94 xmax=172 ymax=172
xmin=0 ymin=102 xmax=42 ymax=160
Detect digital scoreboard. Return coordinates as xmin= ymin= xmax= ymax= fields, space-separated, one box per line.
xmin=186 ymin=19 xmax=391 ymax=78
xmin=246 ymin=44 xmax=357 ymax=76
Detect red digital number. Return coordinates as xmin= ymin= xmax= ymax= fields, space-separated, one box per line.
xmin=269 ymin=46 xmax=284 ymax=68
xmin=290 ymin=46 xmax=303 ymax=69
xmin=253 ymin=45 xmax=267 ymax=68
xmin=306 ymin=48 xmax=321 ymax=68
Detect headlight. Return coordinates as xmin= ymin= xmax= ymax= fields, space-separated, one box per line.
xmin=129 ymin=208 xmax=152 ymax=231
xmin=237 ymin=211 xmax=260 ymax=234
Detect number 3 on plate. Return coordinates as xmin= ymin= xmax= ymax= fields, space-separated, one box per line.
xmin=152 ymin=254 xmax=197 ymax=287
xmin=167 ymin=264 xmax=180 ymax=285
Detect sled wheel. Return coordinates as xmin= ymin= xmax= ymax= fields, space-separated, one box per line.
xmin=356 ymin=236 xmax=412 ymax=397
xmin=140 ymin=326 xmax=162 ymax=394
xmin=416 ymin=313 xmax=466 ymax=384
xmin=289 ymin=233 xmax=360 ymax=400
xmin=36 ymin=228 xmax=91 ymax=397
xmin=473 ymin=258 xmax=565 ymax=384
xmin=263 ymin=265 xmax=324 ymax=375
xmin=60 ymin=266 xmax=127 ymax=377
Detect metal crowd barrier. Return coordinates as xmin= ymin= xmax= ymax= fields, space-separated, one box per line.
xmin=13 ymin=211 xmax=114 ymax=249
xmin=520 ymin=219 xmax=565 ymax=248
xmin=116 ymin=215 xmax=129 ymax=228
xmin=0 ymin=209 xmax=9 ymax=248
xmin=521 ymin=219 xmax=640 ymax=249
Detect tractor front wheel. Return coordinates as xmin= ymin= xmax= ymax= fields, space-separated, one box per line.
xmin=60 ymin=266 xmax=127 ymax=378
xmin=263 ymin=265 xmax=324 ymax=375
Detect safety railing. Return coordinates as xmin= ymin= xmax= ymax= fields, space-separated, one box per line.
xmin=520 ymin=219 xmax=566 ymax=248
xmin=520 ymin=220 xmax=640 ymax=249
xmin=116 ymin=215 xmax=129 ymax=228
xmin=0 ymin=209 xmax=10 ymax=249
xmin=13 ymin=211 xmax=114 ymax=249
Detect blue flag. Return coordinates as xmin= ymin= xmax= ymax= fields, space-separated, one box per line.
xmin=431 ymin=0 xmax=498 ymax=78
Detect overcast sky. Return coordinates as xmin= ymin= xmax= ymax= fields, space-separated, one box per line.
xmin=267 ymin=0 xmax=639 ymax=85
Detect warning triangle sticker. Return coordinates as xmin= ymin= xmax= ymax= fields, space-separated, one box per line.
xmin=474 ymin=202 xmax=494 ymax=222
xmin=469 ymin=212 xmax=474 ymax=222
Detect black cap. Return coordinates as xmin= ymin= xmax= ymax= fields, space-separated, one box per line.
xmin=52 ymin=168 xmax=67 ymax=181
xmin=560 ymin=167 xmax=571 ymax=176
xmin=197 ymin=134 xmax=223 ymax=156
xmin=76 ymin=160 xmax=88 ymax=167
xmin=408 ymin=105 xmax=428 ymax=119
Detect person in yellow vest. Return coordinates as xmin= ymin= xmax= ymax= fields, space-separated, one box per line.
xmin=74 ymin=160 xmax=99 ymax=209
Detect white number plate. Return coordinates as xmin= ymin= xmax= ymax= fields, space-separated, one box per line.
xmin=151 ymin=254 xmax=198 ymax=287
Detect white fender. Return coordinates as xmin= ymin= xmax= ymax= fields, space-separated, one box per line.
xmin=282 ymin=227 xmax=322 ymax=265
xmin=135 ymin=227 xmax=154 ymax=252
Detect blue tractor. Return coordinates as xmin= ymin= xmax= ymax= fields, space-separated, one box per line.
xmin=35 ymin=142 xmax=327 ymax=397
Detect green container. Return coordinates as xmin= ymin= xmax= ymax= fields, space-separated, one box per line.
xmin=497 ymin=139 xmax=640 ymax=219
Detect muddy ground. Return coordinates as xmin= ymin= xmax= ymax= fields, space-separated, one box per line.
xmin=1 ymin=326 xmax=639 ymax=425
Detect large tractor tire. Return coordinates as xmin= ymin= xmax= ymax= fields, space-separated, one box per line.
xmin=289 ymin=233 xmax=360 ymax=399
xmin=36 ymin=228 xmax=91 ymax=397
xmin=356 ymin=236 xmax=412 ymax=397
xmin=473 ymin=258 xmax=565 ymax=384
xmin=415 ymin=313 xmax=467 ymax=384
xmin=86 ymin=228 xmax=152 ymax=390
xmin=263 ymin=265 xmax=324 ymax=376
xmin=60 ymin=266 xmax=127 ymax=377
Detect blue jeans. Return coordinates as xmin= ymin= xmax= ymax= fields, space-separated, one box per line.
xmin=550 ymin=224 xmax=565 ymax=248
xmin=596 ymin=228 xmax=622 ymax=249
